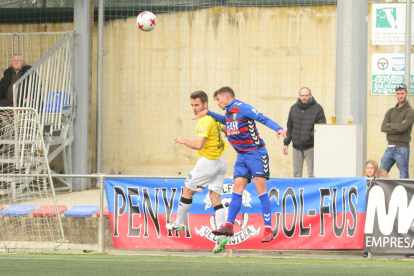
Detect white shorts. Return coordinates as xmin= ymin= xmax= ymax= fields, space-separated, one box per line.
xmin=185 ymin=156 xmax=227 ymax=195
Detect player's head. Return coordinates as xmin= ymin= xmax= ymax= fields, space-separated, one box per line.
xmin=11 ymin=54 xmax=25 ymax=71
xmin=190 ymin=90 xmax=208 ymax=115
xmin=213 ymin=86 xmax=235 ymax=110
xmin=395 ymin=84 xmax=408 ymax=104
xmin=299 ymin=87 xmax=312 ymax=104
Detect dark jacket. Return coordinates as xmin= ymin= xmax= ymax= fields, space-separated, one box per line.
xmin=283 ymin=97 xmax=326 ymax=150
xmin=381 ymin=101 xmax=414 ymax=148
xmin=0 ymin=65 xmax=32 ymax=102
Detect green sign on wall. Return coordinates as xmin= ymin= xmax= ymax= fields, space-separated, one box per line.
xmin=372 ymin=75 xmax=414 ymax=95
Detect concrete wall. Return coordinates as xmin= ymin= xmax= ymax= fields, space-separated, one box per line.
xmin=4 ymin=5 xmax=405 ymax=179
xmin=96 ymin=6 xmax=337 ymax=178
xmin=63 ymin=217 xmax=114 ymax=248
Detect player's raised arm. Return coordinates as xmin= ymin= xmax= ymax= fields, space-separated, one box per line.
xmin=207 ymin=110 xmax=226 ymax=124
xmin=192 ymin=109 xmax=227 ymax=125
xmin=192 ymin=109 xmax=208 ymax=120
xmin=276 ymin=129 xmax=287 ymax=138
xmin=242 ymin=105 xmax=285 ymax=135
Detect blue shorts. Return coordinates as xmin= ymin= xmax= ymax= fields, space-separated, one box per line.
xmin=234 ymin=147 xmax=270 ymax=180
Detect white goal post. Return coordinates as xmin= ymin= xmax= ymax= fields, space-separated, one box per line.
xmin=0 ymin=107 xmax=65 ymax=251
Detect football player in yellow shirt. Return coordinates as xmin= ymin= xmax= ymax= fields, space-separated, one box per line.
xmin=166 ymin=91 xmax=228 ymax=254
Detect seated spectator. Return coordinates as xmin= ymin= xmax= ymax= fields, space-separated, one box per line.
xmin=0 ymin=54 xmax=32 ymax=107
xmin=363 ymin=160 xmax=380 ymax=178
xmin=362 ymin=159 xmax=388 ymax=258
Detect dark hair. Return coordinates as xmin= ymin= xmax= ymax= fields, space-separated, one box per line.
xmin=213 ymin=86 xmax=235 ymax=99
xmin=190 ymin=91 xmax=208 ymax=104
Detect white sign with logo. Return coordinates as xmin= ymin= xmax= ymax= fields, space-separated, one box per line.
xmin=372 ymin=3 xmax=414 ymax=45
xmin=371 ymin=53 xmax=414 ymax=95
xmin=364 ymin=179 xmax=414 ymax=254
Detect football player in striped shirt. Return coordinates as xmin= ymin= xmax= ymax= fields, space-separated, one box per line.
xmin=193 ymin=86 xmax=286 ymax=243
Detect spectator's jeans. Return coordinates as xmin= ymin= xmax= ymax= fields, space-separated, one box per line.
xmin=380 ymin=146 xmax=410 ymax=178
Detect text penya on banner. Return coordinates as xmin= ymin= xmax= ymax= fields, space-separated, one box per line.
xmin=104 ymin=177 xmax=367 ymax=250
xmin=364 ymin=179 xmax=414 ymax=254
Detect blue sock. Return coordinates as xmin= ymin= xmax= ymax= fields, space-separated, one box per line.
xmin=226 ymin=192 xmax=242 ymax=224
xmin=259 ymin=193 xmax=272 ymax=228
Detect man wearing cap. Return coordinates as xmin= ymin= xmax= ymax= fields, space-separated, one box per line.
xmin=380 ymin=83 xmax=414 ymax=178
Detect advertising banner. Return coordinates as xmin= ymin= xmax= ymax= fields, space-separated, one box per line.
xmin=105 ymin=177 xmax=367 ymax=250
xmin=372 ymin=3 xmax=414 ymax=45
xmin=371 ymin=53 xmax=414 ymax=95
xmin=364 ymin=179 xmax=414 ymax=254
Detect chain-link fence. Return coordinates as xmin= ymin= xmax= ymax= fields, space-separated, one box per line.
xmin=92 ymin=0 xmax=337 ymax=179
xmin=1 ymin=0 xmax=412 ymax=179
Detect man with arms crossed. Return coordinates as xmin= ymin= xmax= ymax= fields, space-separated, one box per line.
xmin=166 ymin=91 xmax=228 ymax=254
xmin=194 ymin=87 xmax=286 ymax=242
xmin=380 ymin=83 xmax=414 ymax=179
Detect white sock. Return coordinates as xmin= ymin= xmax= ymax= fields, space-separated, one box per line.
xmin=175 ymin=196 xmax=192 ymax=225
xmin=214 ymin=204 xmax=226 ymax=229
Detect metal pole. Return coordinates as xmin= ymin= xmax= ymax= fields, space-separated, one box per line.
xmin=335 ymin=0 xmax=368 ymax=169
xmin=406 ymin=0 xmax=412 ymax=100
xmin=97 ymin=174 xmax=105 ymax=253
xmin=73 ymin=0 xmax=91 ymax=190
xmin=97 ymin=0 xmax=104 ymax=174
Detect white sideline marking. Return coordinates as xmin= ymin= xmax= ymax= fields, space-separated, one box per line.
xmin=0 ymin=257 xmax=413 ymax=268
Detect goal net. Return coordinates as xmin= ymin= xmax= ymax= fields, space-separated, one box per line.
xmin=0 ymin=107 xmax=65 ymax=252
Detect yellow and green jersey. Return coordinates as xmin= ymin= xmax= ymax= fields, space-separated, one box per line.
xmin=196 ymin=115 xmax=227 ymax=159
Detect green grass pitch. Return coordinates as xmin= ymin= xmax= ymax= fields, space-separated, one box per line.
xmin=0 ymin=254 xmax=413 ymax=276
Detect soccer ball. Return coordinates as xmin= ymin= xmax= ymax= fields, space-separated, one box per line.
xmin=136 ymin=11 xmax=157 ymax=32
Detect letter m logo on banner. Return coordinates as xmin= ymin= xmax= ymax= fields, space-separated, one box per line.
xmin=364 ymin=179 xmax=414 ymax=254
xmin=365 ymin=185 xmax=414 ymax=235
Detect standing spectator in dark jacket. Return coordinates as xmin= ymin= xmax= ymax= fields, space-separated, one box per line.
xmin=0 ymin=54 xmax=32 ymax=107
xmin=283 ymin=87 xmax=326 ymax=177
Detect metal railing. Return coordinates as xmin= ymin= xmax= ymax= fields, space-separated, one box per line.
xmin=0 ymin=32 xmax=70 ymax=72
xmin=12 ymin=32 xmax=74 ymax=130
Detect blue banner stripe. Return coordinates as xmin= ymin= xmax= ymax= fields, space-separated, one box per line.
xmin=105 ymin=177 xmax=367 ymax=215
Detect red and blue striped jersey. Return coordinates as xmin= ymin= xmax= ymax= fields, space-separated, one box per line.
xmin=207 ymin=99 xmax=283 ymax=153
